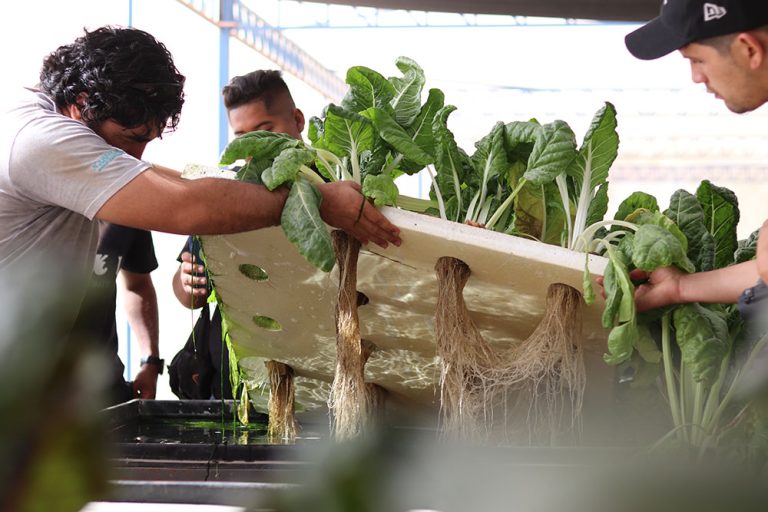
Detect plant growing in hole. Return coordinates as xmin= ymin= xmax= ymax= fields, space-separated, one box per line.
xmin=582 ymin=182 xmax=768 ymax=458
xmin=428 ymin=102 xmax=618 ymax=252
xmin=219 ymin=56 xmax=442 ymax=272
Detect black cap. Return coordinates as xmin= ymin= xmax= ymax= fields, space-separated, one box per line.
xmin=626 ymin=0 xmax=768 ymax=60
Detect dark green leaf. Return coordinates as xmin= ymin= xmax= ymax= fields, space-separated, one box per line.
xmin=219 ymin=131 xmax=301 ymax=165
xmin=322 ymin=105 xmax=374 ymax=162
xmin=388 ymin=56 xmax=426 ymax=127
xmin=632 ymin=224 xmax=695 ymax=273
xmin=696 ymin=180 xmax=740 ymax=269
xmin=735 ymin=229 xmax=759 ymax=264
xmin=280 ymin=179 xmax=335 ymax=272
xmin=524 ymin=120 xmax=578 ymax=186
xmin=405 ymin=88 xmax=444 ymax=159
xmin=261 ymin=148 xmax=315 ymax=191
xmin=586 ymin=182 xmax=610 ymax=228
xmin=566 ymin=102 xmax=619 ymax=193
xmin=614 ymin=191 xmax=659 ymax=222
xmin=628 ymin=209 xmax=690 ymax=256
xmin=635 ymin=323 xmax=662 ymax=364
xmin=673 ymin=303 xmax=730 ymax=385
xmin=341 ymin=66 xmax=396 ymax=113
xmin=363 ymin=107 xmax=433 ymax=168
xmin=236 ymin=158 xmax=270 ymax=184
xmin=664 ymin=189 xmax=716 ymax=272
xmin=433 ymin=105 xmax=469 ymax=221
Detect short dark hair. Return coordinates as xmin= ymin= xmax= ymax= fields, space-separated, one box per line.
xmin=700 ymin=24 xmax=768 ymax=54
xmin=40 ymin=26 xmax=185 ymax=135
xmin=222 ymin=70 xmax=294 ymax=111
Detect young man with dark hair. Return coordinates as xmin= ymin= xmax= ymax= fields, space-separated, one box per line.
xmin=223 ymin=69 xmax=305 ymax=139
xmin=170 ymin=70 xmax=306 ymax=399
xmin=619 ymin=0 xmax=768 ymax=312
xmin=0 ymin=27 xmax=401 ymax=398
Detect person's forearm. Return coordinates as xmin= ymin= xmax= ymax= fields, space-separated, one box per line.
xmin=679 ymin=260 xmax=759 ymax=304
xmin=122 ymin=272 xmax=160 ymax=358
xmin=97 ymin=165 xmax=289 ymax=235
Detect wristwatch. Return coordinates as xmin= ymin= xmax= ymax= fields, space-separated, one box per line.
xmin=140 ymin=355 xmax=165 ymax=374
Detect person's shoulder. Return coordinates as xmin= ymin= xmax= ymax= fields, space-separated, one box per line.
xmin=6 ymin=87 xmax=55 ymax=114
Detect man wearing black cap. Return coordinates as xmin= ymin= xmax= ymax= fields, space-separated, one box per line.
xmin=621 ymin=0 xmax=768 ymax=312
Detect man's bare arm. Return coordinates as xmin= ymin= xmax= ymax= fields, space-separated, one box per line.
xmin=96 ymin=165 xmax=401 ymax=247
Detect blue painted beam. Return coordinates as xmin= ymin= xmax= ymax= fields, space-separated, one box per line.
xmin=175 ymin=0 xmax=346 ymax=101
xmin=219 ymin=0 xmax=233 ymax=154
xmin=228 ymin=0 xmax=346 ymax=100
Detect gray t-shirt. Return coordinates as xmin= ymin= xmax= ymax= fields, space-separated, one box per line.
xmin=0 ymin=88 xmax=150 ymax=279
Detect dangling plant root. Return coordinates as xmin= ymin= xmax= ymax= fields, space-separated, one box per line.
xmin=365 ymin=382 xmax=388 ymax=426
xmin=503 ymin=283 xmax=585 ymax=443
xmin=434 ymin=256 xmax=500 ymax=440
xmin=434 ymin=255 xmax=586 ymax=444
xmin=328 ymin=230 xmax=374 ymax=440
xmin=266 ymin=360 xmax=298 ymax=442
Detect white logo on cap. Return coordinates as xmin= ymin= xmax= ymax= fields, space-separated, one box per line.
xmin=703 ymin=3 xmax=727 ymax=21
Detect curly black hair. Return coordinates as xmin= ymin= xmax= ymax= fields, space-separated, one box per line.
xmin=222 ymin=69 xmax=294 ymax=111
xmin=40 ymin=26 xmax=185 ymax=136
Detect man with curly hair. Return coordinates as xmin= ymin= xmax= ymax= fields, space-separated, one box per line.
xmin=0 ymin=27 xmax=400 ymax=397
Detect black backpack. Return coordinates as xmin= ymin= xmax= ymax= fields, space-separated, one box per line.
xmin=168 ymin=303 xmax=215 ymax=399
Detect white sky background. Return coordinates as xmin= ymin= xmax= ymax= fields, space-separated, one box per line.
xmin=1 ymin=0 xmax=767 ymax=397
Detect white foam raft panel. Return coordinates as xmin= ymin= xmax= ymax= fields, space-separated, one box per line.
xmin=200 ymin=206 xmax=612 ymax=417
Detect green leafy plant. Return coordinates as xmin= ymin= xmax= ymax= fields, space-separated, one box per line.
xmin=582 ymin=182 xmax=767 ymax=456
xmin=429 ymin=102 xmax=618 ymax=252
xmin=219 ymin=57 xmax=445 ymax=272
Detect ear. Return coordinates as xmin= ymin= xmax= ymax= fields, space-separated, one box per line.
xmin=736 ymin=32 xmax=766 ymax=70
xmin=62 ymin=92 xmax=89 ymax=121
xmin=294 ymin=108 xmax=305 ymax=134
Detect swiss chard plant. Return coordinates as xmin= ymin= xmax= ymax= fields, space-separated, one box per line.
xmin=219 ymin=57 xmax=446 ymax=272
xmin=220 ymin=56 xmax=623 ymax=272
xmin=428 ymin=102 xmax=618 ymax=251
xmin=582 ymin=180 xmax=767 ymax=455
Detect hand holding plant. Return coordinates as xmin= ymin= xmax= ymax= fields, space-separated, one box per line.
xmin=316 ymin=181 xmax=401 ymax=248
xmin=630 ymin=266 xmax=685 ymax=313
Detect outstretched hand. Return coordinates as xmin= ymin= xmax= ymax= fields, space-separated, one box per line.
xmin=317 ymin=181 xmax=401 ymax=248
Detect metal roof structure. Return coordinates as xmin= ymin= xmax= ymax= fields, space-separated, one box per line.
xmin=298 ymin=0 xmax=660 ymax=22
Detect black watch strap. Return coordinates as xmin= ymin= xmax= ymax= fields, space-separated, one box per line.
xmin=141 ymin=355 xmax=165 ymax=374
